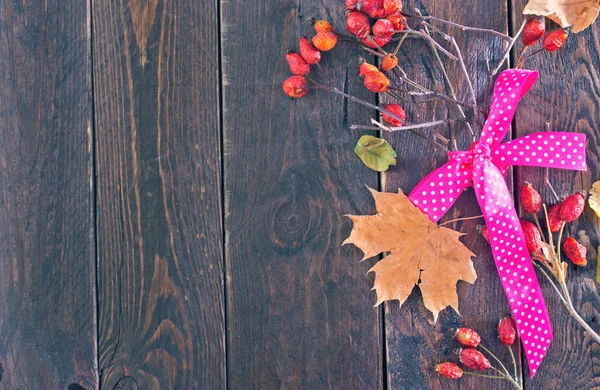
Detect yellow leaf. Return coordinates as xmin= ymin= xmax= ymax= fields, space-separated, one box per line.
xmin=343 ymin=188 xmax=477 ymax=323
xmin=589 ymin=180 xmax=600 ymax=218
xmin=523 ymin=0 xmax=600 ymax=33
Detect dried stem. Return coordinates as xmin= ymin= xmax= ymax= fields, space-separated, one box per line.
xmin=507 ymin=346 xmax=518 ymax=383
xmin=491 ymin=20 xmax=526 ymax=76
xmin=448 ymin=35 xmax=479 ymax=128
xmin=419 ymin=17 xmax=475 ymax=140
xmin=479 ymin=344 xmax=511 ymax=378
xmin=405 ymin=12 xmax=512 ymax=41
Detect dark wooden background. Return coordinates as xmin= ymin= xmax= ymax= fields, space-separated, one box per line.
xmin=1 ymin=0 xmax=599 ymax=388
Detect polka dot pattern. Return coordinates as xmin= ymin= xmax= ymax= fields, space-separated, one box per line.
xmin=407 ymin=69 xmax=588 ymax=377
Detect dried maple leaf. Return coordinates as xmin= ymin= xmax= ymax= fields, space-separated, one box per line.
xmin=343 ymin=188 xmax=477 ymax=323
xmin=588 ymin=180 xmax=600 ymax=218
xmin=523 ymin=0 xmax=600 ymax=33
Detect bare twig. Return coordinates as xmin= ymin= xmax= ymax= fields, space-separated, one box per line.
xmin=449 ymin=35 xmax=479 ymax=127
xmin=491 ymin=20 xmax=526 ymax=75
xmin=405 ymin=11 xmax=512 ymax=41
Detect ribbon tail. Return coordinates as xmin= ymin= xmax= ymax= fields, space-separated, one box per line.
xmin=408 ymin=159 xmax=472 ymax=223
xmin=473 ymin=159 xmax=553 ymax=377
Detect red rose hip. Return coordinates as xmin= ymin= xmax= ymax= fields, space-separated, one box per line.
xmin=498 ymin=317 xmax=517 ymax=345
xmin=520 ymin=182 xmax=542 ymax=214
xmin=312 ymin=31 xmax=338 ymax=51
xmin=455 ymin=327 xmax=481 ymax=348
xmin=436 ymin=362 xmax=463 ymax=379
xmin=522 ymin=17 xmax=545 ymax=47
xmin=460 ymin=348 xmax=491 ymax=371
xmin=382 ymin=104 xmax=405 ymax=126
xmin=299 ymin=37 xmax=321 ymax=64
xmin=373 ymin=19 xmax=395 ymax=37
xmin=282 ymin=75 xmax=309 ymax=98
xmin=543 ymin=29 xmax=568 ymax=52
xmin=285 ymin=51 xmax=310 ymax=76
xmin=521 ymin=220 xmax=542 ymax=253
xmin=563 ymin=237 xmax=587 ymax=266
xmin=560 ymin=192 xmax=585 ymax=222
xmin=346 ymin=11 xmax=370 ymax=39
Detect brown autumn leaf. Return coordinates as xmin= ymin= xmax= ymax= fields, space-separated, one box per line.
xmin=523 ymin=0 xmax=600 ymax=33
xmin=343 ymin=188 xmax=477 ymax=323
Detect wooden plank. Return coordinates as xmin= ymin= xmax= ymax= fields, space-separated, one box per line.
xmin=509 ymin=4 xmax=600 ymax=387
xmin=382 ymin=2 xmax=520 ymax=388
xmin=93 ymin=0 xmax=225 ymax=388
xmin=221 ymin=0 xmax=383 ymax=388
xmin=0 ymin=0 xmax=97 ymax=388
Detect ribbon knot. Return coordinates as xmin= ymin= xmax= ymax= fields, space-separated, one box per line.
xmin=408 ymin=69 xmax=587 ymax=377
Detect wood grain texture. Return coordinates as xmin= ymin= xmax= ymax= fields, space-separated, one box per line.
xmin=511 ymin=4 xmax=600 ymax=387
xmin=382 ymin=1 xmax=520 ymax=389
xmin=221 ymin=0 xmax=383 ymax=388
xmin=93 ymin=0 xmax=225 ymax=388
xmin=0 ymin=0 xmax=97 ymax=389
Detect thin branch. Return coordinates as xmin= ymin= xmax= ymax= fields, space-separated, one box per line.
xmin=491 ymin=20 xmax=526 ymax=75
xmin=406 ymin=12 xmax=512 ymax=41
xmin=449 ymin=35 xmax=479 ymax=128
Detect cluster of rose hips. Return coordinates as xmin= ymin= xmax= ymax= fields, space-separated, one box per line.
xmin=436 ymin=317 xmax=519 ymax=385
xmin=481 ymin=183 xmax=587 ymax=267
xmin=282 ymin=20 xmax=338 ymax=98
xmin=522 ymin=17 xmax=568 ymax=54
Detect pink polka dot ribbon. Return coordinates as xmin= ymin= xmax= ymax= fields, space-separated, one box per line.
xmin=408 ymin=69 xmax=587 ymax=377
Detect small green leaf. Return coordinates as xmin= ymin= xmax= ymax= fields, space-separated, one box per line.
xmin=354 ymin=135 xmax=397 ymax=172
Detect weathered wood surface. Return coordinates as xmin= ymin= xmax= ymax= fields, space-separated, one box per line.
xmin=382 ymin=1 xmax=521 ymax=389
xmin=3 ymin=0 xmax=600 ymax=388
xmin=221 ymin=0 xmax=383 ymax=388
xmin=93 ymin=0 xmax=225 ymax=388
xmin=0 ymin=0 xmax=97 ymax=389
xmin=511 ymin=2 xmax=600 ymax=388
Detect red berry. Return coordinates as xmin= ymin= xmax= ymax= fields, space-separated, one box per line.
xmin=362 ymin=70 xmax=390 ymax=92
xmin=520 ymin=182 xmax=542 ymax=214
xmin=547 ymin=203 xmax=564 ymax=232
xmin=387 ymin=12 xmax=407 ymax=31
xmin=480 ymin=225 xmax=490 ymax=243
xmin=285 ymin=51 xmax=310 ymax=76
xmin=563 ymin=237 xmax=587 ymax=266
xmin=360 ymin=0 xmax=387 ymax=18
xmin=560 ymin=192 xmax=585 ymax=222
xmin=522 ymin=18 xmax=545 ymax=47
xmin=436 ymin=362 xmax=463 ymax=379
xmin=455 ymin=327 xmax=481 ymax=348
xmin=383 ymin=0 xmax=402 ymax=15
xmin=360 ymin=34 xmax=392 ymax=48
xmin=381 ymin=53 xmax=398 ymax=71
xmin=382 ymin=103 xmax=405 ymax=126
xmin=359 ymin=60 xmax=379 ymax=76
xmin=498 ymin=317 xmax=517 ymax=345
xmin=313 ymin=19 xmax=333 ymax=33
xmin=312 ymin=31 xmax=338 ymax=51
xmin=521 ymin=220 xmax=542 ymax=253
xmin=346 ymin=0 xmax=359 ymax=10
xmin=346 ymin=11 xmax=371 ymax=39
xmin=460 ymin=348 xmax=491 ymax=371
xmin=543 ymin=29 xmax=568 ymax=52
xmin=373 ymin=19 xmax=395 ymax=37
xmin=282 ymin=75 xmax=309 ymax=98
xmin=299 ymin=37 xmax=321 ymax=64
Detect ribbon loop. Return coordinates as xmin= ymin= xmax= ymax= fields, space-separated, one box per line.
xmin=407 ymin=69 xmax=587 ymax=377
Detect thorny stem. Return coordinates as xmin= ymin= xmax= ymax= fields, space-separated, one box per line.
xmin=491 ymin=20 xmax=526 ymax=76
xmin=404 ymin=27 xmax=459 ymax=61
xmin=439 ymin=214 xmax=484 ymax=226
xmin=559 ymin=282 xmax=600 ymax=344
xmin=405 ymin=12 xmax=512 ymax=41
xmin=419 ymin=15 xmax=476 ymax=140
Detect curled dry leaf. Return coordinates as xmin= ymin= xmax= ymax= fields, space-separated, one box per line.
xmin=589 ymin=180 xmax=600 ymax=218
xmin=343 ymin=188 xmax=477 ymax=323
xmin=523 ymin=0 xmax=600 ymax=33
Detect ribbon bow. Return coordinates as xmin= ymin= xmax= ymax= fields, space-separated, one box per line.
xmin=408 ymin=69 xmax=587 ymax=377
